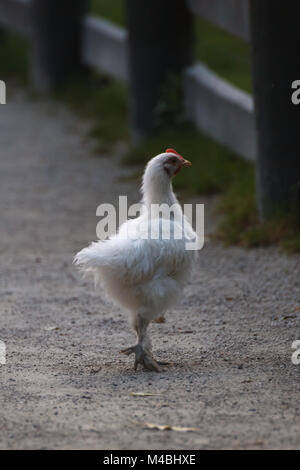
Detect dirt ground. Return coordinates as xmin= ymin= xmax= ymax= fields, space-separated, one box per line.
xmin=0 ymin=88 xmax=299 ymax=450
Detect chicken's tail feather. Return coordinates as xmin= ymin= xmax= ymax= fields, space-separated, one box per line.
xmin=74 ymin=243 xmax=101 ymax=265
xmin=73 ymin=241 xmax=112 ymax=286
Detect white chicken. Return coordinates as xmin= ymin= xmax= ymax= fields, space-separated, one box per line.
xmin=74 ymin=149 xmax=198 ymax=372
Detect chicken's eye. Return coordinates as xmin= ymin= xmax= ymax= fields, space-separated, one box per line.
xmin=168 ymin=158 xmax=177 ymax=164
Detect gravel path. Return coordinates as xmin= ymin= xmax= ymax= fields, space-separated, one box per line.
xmin=0 ymin=89 xmax=299 ymax=450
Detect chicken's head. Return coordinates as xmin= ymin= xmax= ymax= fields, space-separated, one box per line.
xmin=142 ymin=149 xmax=192 ymax=205
xmin=162 ymin=148 xmax=192 ymax=178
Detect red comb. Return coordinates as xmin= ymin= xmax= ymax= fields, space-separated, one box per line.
xmin=165 ymin=148 xmax=184 ymax=160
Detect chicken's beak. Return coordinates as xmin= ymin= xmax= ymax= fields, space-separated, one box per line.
xmin=182 ymin=159 xmax=192 ymax=167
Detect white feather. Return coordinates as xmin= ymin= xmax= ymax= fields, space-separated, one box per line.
xmin=74 ymin=152 xmax=198 ymax=322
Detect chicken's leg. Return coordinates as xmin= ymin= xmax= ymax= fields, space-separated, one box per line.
xmin=120 ymin=315 xmax=162 ymax=372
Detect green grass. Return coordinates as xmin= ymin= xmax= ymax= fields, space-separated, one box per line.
xmin=0 ymin=34 xmax=28 ymax=84
xmin=54 ymin=73 xmax=128 ymax=153
xmin=122 ymin=124 xmax=252 ymax=195
xmin=214 ymin=176 xmax=300 ymax=250
xmin=195 ymin=18 xmax=252 ymax=93
xmin=91 ymin=0 xmax=124 ymax=26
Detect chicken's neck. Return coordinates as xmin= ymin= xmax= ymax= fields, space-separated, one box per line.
xmin=142 ymin=175 xmax=179 ymax=209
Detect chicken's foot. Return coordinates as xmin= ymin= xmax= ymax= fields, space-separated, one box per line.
xmin=120 ymin=344 xmax=162 ymax=372
xmin=153 ymin=316 xmax=165 ymax=323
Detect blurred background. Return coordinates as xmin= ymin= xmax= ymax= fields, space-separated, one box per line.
xmin=1 ymin=0 xmax=300 ymax=451
xmin=0 ymin=0 xmax=299 ymax=251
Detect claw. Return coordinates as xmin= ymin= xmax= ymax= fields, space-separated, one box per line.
xmin=157 ymin=360 xmax=171 ymax=366
xmin=120 ymin=344 xmax=162 ymax=372
xmin=120 ymin=345 xmax=137 ymax=356
xmin=153 ymin=316 xmax=165 ymax=324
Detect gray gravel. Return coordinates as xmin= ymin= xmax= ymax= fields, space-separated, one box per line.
xmin=0 ymin=88 xmax=299 ymax=450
